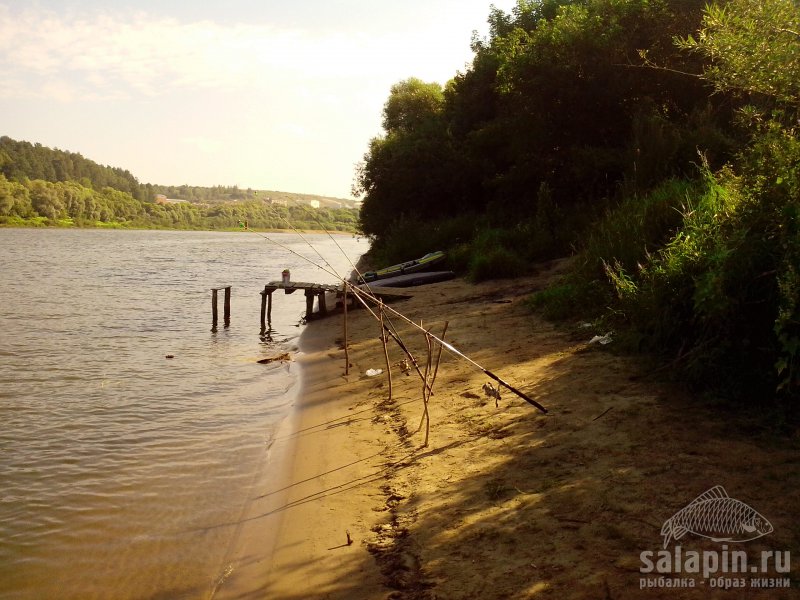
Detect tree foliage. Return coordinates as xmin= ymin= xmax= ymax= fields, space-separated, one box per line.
xmin=0 ymin=173 xmax=360 ymax=232
xmin=382 ymin=78 xmax=445 ymax=133
xmin=676 ymin=0 xmax=800 ymax=106
xmin=356 ymin=0 xmax=800 ymax=403
xmin=0 ymin=136 xmax=144 ymax=199
xmin=356 ymin=0 xmax=722 ymax=242
xmin=0 ymin=137 xmax=359 ymax=232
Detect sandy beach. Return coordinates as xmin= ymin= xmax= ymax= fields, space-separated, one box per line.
xmin=217 ymin=259 xmax=798 ymax=599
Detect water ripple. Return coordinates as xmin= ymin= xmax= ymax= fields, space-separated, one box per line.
xmin=0 ymin=228 xmax=364 ymax=599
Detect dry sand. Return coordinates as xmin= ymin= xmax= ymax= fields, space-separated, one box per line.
xmin=217 ymin=259 xmax=799 ymax=599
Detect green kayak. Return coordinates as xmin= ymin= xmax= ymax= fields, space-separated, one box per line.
xmin=358 ymin=251 xmax=446 ymax=283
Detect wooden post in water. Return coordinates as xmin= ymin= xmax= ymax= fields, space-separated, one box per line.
xmin=211 ymin=288 xmax=219 ymax=332
xmin=260 ymin=288 xmax=267 ymax=333
xmin=304 ymin=290 xmax=314 ymax=321
xmin=318 ymin=290 xmax=327 ymax=316
xmin=260 ymin=286 xmax=275 ymax=334
xmin=223 ymin=286 xmax=231 ymax=328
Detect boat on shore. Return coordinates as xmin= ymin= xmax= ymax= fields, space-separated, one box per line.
xmin=357 ymin=251 xmax=446 ymax=283
xmin=361 ymin=270 xmax=455 ymax=288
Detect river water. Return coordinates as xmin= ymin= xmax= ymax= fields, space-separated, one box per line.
xmin=0 ymin=228 xmax=365 ymax=600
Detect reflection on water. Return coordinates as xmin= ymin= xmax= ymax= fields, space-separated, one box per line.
xmin=0 ymin=228 xmax=364 ymax=599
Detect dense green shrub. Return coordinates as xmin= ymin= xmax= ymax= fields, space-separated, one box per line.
xmin=467 ymin=242 xmax=528 ymax=282
xmin=534 ymin=141 xmax=800 ymax=402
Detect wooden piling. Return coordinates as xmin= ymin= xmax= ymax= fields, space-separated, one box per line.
xmin=260 ymin=289 xmax=267 ymax=332
xmin=260 ymin=287 xmax=275 ymax=332
xmin=211 ymin=288 xmax=218 ymax=332
xmin=305 ymin=290 xmax=314 ymax=321
xmin=223 ymin=286 xmax=231 ymax=327
xmin=318 ymin=291 xmax=327 ymax=316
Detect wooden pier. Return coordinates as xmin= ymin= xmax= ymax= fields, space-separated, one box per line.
xmin=260 ymin=281 xmax=343 ymax=330
xmin=210 ymin=285 xmax=231 ymax=332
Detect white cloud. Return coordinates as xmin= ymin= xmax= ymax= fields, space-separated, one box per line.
xmin=277 ymin=122 xmax=311 ymax=138
xmin=0 ymin=1 xmax=520 ymax=196
xmin=181 ymin=135 xmax=225 ymax=155
xmin=0 ymin=4 xmax=476 ymax=101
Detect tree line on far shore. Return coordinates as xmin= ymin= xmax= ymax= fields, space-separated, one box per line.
xmin=0 ymin=137 xmax=359 ymax=232
xmin=355 ymin=0 xmax=799 ymax=405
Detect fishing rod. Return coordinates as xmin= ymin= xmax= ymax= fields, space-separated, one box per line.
xmin=239 ymin=213 xmax=548 ymax=414
xmin=240 ymin=212 xmax=433 ymax=387
xmin=346 ymin=284 xmax=548 ymax=413
xmin=269 ymin=202 xmax=415 ymax=357
xmin=275 ymin=202 xmax=548 ymax=415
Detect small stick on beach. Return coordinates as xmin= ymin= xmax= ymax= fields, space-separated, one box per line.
xmin=380 ymin=307 xmax=392 ymax=400
xmin=592 ymin=406 xmax=614 ymax=421
xmin=421 ymin=330 xmax=433 ymax=446
xmin=343 ymin=286 xmax=349 ymax=375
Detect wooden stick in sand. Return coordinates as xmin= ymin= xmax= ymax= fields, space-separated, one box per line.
xmin=415 ymin=321 xmax=448 ymax=446
xmin=343 ymin=286 xmax=349 ymax=375
xmin=380 ymin=307 xmax=392 ymax=400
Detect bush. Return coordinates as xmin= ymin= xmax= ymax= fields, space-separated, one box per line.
xmin=532 ymin=130 xmax=800 ymax=403
xmin=526 ymin=277 xmax=607 ymax=321
xmin=468 ymin=245 xmax=527 ymax=282
xmin=366 ymin=213 xmax=479 ymax=267
xmin=579 ymin=178 xmax=697 ymax=280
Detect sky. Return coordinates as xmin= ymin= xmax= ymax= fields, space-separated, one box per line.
xmin=0 ymin=0 xmax=518 ymax=198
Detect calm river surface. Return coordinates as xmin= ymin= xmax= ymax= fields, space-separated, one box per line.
xmin=0 ymin=228 xmax=365 ymax=599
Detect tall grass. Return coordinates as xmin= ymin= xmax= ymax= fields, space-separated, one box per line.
xmin=532 ymin=138 xmax=800 ymax=403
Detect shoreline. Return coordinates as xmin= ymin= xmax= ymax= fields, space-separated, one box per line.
xmin=216 ymin=260 xmax=799 ymax=599
xmin=0 ymin=223 xmax=358 ymax=235
xmin=213 ymin=300 xmax=385 ymax=599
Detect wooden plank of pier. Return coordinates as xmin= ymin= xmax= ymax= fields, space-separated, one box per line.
xmin=258 ymin=280 xmax=416 ymax=332
xmin=261 ymin=281 xmax=343 ymax=323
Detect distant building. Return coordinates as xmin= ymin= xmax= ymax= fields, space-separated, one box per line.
xmin=154 ymin=194 xmax=188 ymax=205
xmin=309 ymin=200 xmax=320 ymax=209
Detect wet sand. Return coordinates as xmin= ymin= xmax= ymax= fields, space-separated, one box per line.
xmin=217 ymin=260 xmax=799 ymax=599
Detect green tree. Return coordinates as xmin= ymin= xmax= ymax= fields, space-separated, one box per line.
xmin=0 ymin=175 xmax=15 ymax=216
xmin=29 ymin=180 xmax=64 ymax=220
xmin=382 ymin=78 xmax=444 ymax=133
xmin=677 ymin=0 xmax=800 ymax=106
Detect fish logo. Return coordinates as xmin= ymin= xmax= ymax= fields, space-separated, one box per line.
xmin=661 ymin=485 xmax=773 ymax=549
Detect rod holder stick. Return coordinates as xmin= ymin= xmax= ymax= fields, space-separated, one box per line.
xmin=422 ymin=331 xmax=433 ymax=446
xmin=352 ymin=288 xmax=548 ymax=414
xmin=380 ymin=308 xmax=392 ymax=400
xmin=431 ymin=321 xmax=449 ymax=387
xmin=343 ymin=287 xmax=349 ymax=375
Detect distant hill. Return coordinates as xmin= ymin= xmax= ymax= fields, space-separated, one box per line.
xmin=0 ymin=136 xmax=359 ymax=232
xmin=0 ymin=136 xmax=357 ymax=208
xmin=0 ymin=136 xmax=144 ymax=199
xmin=151 ymin=184 xmax=358 ymax=210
